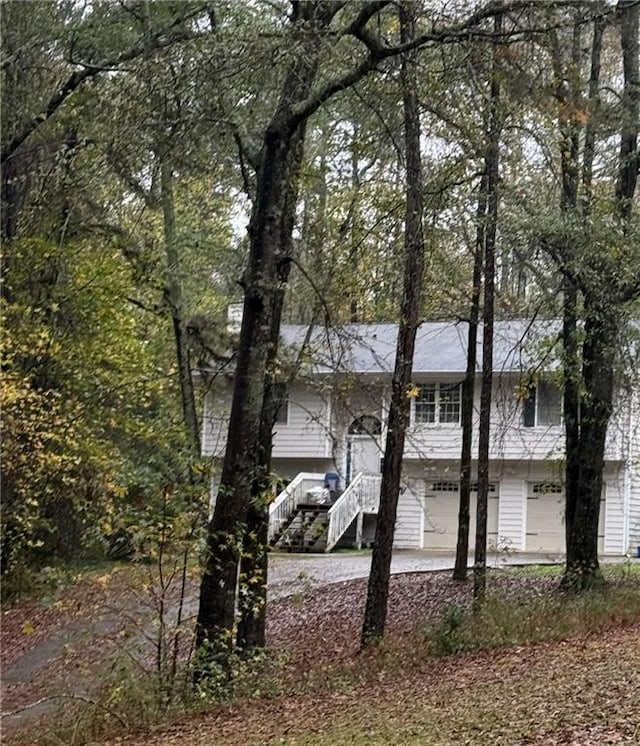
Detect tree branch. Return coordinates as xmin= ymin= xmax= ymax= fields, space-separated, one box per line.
xmin=1 ymin=5 xmax=211 ymax=164
xmin=288 ymin=0 xmax=603 ymax=134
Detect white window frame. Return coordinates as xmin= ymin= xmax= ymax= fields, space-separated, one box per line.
xmin=523 ymin=380 xmax=562 ymax=427
xmin=412 ymin=382 xmax=462 ymax=426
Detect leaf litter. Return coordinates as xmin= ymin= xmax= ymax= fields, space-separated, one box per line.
xmin=2 ymin=566 xmax=639 ymax=745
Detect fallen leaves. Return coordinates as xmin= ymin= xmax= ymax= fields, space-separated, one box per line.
xmin=3 ymin=565 xmax=640 ymax=745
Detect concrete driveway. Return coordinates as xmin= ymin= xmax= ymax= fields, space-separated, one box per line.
xmin=266 ymin=549 xmax=567 ymax=597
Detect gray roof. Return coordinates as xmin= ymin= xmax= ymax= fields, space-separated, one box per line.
xmin=279 ymin=320 xmax=563 ymax=375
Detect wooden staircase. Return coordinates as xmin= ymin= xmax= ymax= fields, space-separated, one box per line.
xmin=268 ymin=472 xmax=382 ymax=553
xmin=271 ymin=503 xmax=330 ymax=552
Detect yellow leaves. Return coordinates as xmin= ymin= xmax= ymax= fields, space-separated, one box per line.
xmin=21 ymin=620 xmax=36 ymax=635
xmin=406 ymin=384 xmax=420 ymax=399
xmin=95 ymin=574 xmax=111 ymax=589
xmin=559 ymin=102 xmax=590 ymax=127
xmin=514 ymin=381 xmax=534 ymax=402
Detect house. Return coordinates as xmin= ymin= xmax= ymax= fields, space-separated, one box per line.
xmin=201 ymin=320 xmax=640 ymax=557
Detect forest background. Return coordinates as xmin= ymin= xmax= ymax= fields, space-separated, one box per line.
xmin=2 ymin=0 xmax=639 ymax=676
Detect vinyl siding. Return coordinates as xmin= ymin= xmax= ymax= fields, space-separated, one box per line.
xmin=201 ymin=384 xmax=330 ymax=460
xmin=201 ymin=390 xmax=230 ymax=458
xmin=404 ymin=375 xmax=626 ymax=463
xmin=200 ymin=367 xmax=637 ymax=557
xmin=272 ymin=385 xmax=331 ymax=459
xmin=629 ymin=470 xmax=640 ymax=552
xmin=270 ymin=458 xmax=336 ymax=482
xmin=627 ymin=391 xmax=640 ymax=552
xmin=395 ymin=479 xmax=424 ymax=548
xmin=604 ymin=475 xmax=626 ymax=555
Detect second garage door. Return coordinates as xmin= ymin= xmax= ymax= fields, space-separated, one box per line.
xmin=526 ymin=483 xmax=565 ymax=553
xmin=526 ymin=482 xmax=606 ymax=554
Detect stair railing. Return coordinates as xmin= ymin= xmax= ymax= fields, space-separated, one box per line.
xmin=268 ymin=472 xmax=326 ymax=543
xmin=326 ymin=473 xmax=382 ymax=552
xmin=360 ymin=474 xmax=382 ymax=513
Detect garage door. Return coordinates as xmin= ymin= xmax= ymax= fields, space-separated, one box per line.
xmin=526 ymin=483 xmax=606 ymax=554
xmin=526 ymin=483 xmax=565 ymax=553
xmin=424 ymin=481 xmax=498 ymax=550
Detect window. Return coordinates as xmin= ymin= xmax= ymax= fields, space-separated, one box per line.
xmin=413 ymin=383 xmax=461 ymax=425
xmin=429 ymin=481 xmax=459 ymax=492
xmin=523 ymin=381 xmax=562 ymax=427
xmin=273 ymin=383 xmax=289 ymax=425
xmin=348 ymin=415 xmax=382 ymax=435
xmin=531 ymin=482 xmax=563 ymax=494
xmin=415 ymin=384 xmax=436 ymax=423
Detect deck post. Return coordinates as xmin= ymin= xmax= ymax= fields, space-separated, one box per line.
xmin=356 ymin=511 xmax=364 ymax=549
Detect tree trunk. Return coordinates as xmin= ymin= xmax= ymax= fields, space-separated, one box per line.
xmin=195 ymin=5 xmax=328 ymax=667
xmin=236 ymin=130 xmax=303 ymax=651
xmin=563 ymin=306 xmax=616 ymax=589
xmin=562 ymin=278 xmax=580 ymax=552
xmin=615 ymin=0 xmax=639 ymax=221
xmin=553 ymin=14 xmax=587 ymax=584
xmin=160 ymin=160 xmax=201 ymax=457
xmin=453 ymin=172 xmax=486 ymax=582
xmin=563 ymin=1 xmax=638 ymax=589
xmin=361 ymin=1 xmax=425 ymax=647
xmin=473 ymin=10 xmax=503 ymax=606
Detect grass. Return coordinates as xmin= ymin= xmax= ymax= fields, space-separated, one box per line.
xmin=498 ymin=559 xmax=640 ymax=580
xmin=427 ymin=561 xmax=640 ymax=657
xmin=129 ymin=616 xmax=640 ymax=746
xmin=426 ymin=581 xmax=640 ymax=656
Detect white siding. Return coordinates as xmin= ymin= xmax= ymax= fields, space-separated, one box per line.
xmin=627 ymin=391 xmax=640 ymax=553
xmin=205 ymin=374 xmax=630 ymax=467
xmin=403 ymin=377 xmax=566 ymax=463
xmin=271 ymin=458 xmax=335 ymax=481
xmin=272 ymin=385 xmax=331 ymax=458
xmin=604 ymin=474 xmax=626 ymax=555
xmin=394 ymin=479 xmax=424 ymax=548
xmin=201 ymin=364 xmax=637 ymax=557
xmin=404 ymin=424 xmax=463 ymax=460
xmin=202 ymin=390 xmax=230 ymax=458
xmin=404 ymin=375 xmax=626 ymax=464
xmin=201 ymin=384 xmax=330 ymax=460
xmin=629 ymin=468 xmax=640 ymax=553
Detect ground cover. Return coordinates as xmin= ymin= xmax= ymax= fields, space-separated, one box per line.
xmin=113 ymin=622 xmax=640 ymax=746
xmin=2 ymin=561 xmax=639 ymax=745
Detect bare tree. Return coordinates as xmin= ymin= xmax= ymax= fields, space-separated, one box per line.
xmin=361 ymin=0 xmax=426 ymax=646
xmin=474 ymin=8 xmax=504 ymax=605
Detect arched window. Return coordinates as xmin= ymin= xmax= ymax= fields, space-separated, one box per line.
xmin=348 ymin=415 xmax=382 ymax=436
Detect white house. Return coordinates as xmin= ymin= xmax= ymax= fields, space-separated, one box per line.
xmin=201 ymin=320 xmax=640 ymax=557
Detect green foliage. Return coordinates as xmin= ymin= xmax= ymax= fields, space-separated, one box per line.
xmin=425 ymin=603 xmax=468 ymax=655
xmin=0 ymin=230 xmax=211 ymax=593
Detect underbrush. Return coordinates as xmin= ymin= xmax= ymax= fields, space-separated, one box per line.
xmin=426 ymin=565 xmax=640 ymax=656
xmin=6 ymin=634 xmax=290 ymax=746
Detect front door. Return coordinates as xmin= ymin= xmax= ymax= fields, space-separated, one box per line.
xmin=349 ymin=436 xmax=381 ymax=479
xmin=347 ymin=415 xmax=383 ymax=483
